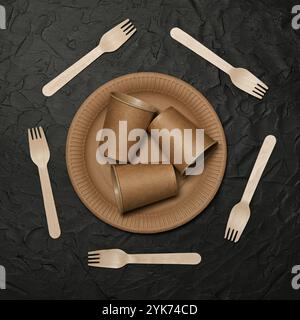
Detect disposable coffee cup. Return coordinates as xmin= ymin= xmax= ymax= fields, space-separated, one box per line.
xmin=148 ymin=107 xmax=217 ymax=174
xmin=111 ymin=164 xmax=178 ymax=213
xmin=100 ymin=92 xmax=157 ymax=162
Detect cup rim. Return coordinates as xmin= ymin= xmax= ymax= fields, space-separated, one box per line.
xmin=148 ymin=106 xmax=175 ymax=129
xmin=111 ymin=165 xmax=124 ymax=213
xmin=111 ymin=92 xmax=158 ymax=113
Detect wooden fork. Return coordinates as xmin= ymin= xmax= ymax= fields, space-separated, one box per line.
xmin=224 ymin=135 xmax=276 ymax=243
xmin=88 ymin=249 xmax=201 ymax=269
xmin=28 ymin=127 xmax=61 ymax=239
xmin=170 ymin=27 xmax=268 ymax=99
xmin=42 ymin=19 xmax=136 ymax=97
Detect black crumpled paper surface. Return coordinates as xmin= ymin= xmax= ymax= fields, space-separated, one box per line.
xmin=0 ymin=0 xmax=300 ymax=300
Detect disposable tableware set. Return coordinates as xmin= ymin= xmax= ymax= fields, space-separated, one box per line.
xmin=26 ymin=19 xmax=275 ymax=269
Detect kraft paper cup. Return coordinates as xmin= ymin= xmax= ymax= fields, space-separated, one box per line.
xmin=148 ymin=107 xmax=217 ymax=175
xmin=111 ymin=164 xmax=178 ymax=213
xmin=101 ymin=92 xmax=157 ymax=162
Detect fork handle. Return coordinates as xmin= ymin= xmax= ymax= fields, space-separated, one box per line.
xmin=170 ymin=27 xmax=233 ymax=74
xmin=42 ymin=46 xmax=104 ymax=97
xmin=128 ymin=253 xmax=201 ymax=265
xmin=241 ymin=135 xmax=276 ymax=204
xmin=38 ymin=167 xmax=61 ymax=239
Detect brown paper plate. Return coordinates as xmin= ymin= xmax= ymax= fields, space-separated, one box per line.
xmin=66 ymin=72 xmax=227 ymax=233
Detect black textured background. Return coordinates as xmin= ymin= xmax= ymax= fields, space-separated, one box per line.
xmin=0 ymin=0 xmax=300 ymax=300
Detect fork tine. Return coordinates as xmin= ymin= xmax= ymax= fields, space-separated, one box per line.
xmin=37 ymin=127 xmax=42 ymax=139
xmin=253 ymin=92 xmax=263 ymax=99
xmin=234 ymin=231 xmax=241 ymax=243
xmin=33 ymin=127 xmax=38 ymax=139
xmin=228 ymin=229 xmax=235 ymax=241
xmin=224 ymin=226 xmax=230 ymax=239
xmin=123 ymin=23 xmax=134 ymax=33
xmin=239 ymin=80 xmax=265 ymax=99
xmin=88 ymin=255 xmax=100 ymax=260
xmin=254 ymin=85 xmax=266 ymax=94
xmin=88 ymin=259 xmax=100 ymax=263
xmin=246 ymin=78 xmax=267 ymax=93
xmin=244 ymin=87 xmax=264 ymax=99
xmin=256 ymin=80 xmax=268 ymax=91
xmin=39 ymin=126 xmax=46 ymax=140
xmin=231 ymin=230 xmax=238 ymax=242
xmin=125 ymin=25 xmax=136 ymax=35
xmin=88 ymin=250 xmax=101 ymax=255
xmin=255 ymin=83 xmax=267 ymax=94
xmin=229 ymin=229 xmax=236 ymax=241
xmin=88 ymin=263 xmax=101 ymax=267
xmin=28 ymin=128 xmax=33 ymax=141
xmin=252 ymin=90 xmax=264 ymax=99
xmin=126 ymin=27 xmax=137 ymax=38
xmin=33 ymin=127 xmax=39 ymax=139
xmin=122 ymin=22 xmax=133 ymax=32
xmin=119 ymin=18 xmax=130 ymax=29
xmin=256 ymin=85 xmax=267 ymax=94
